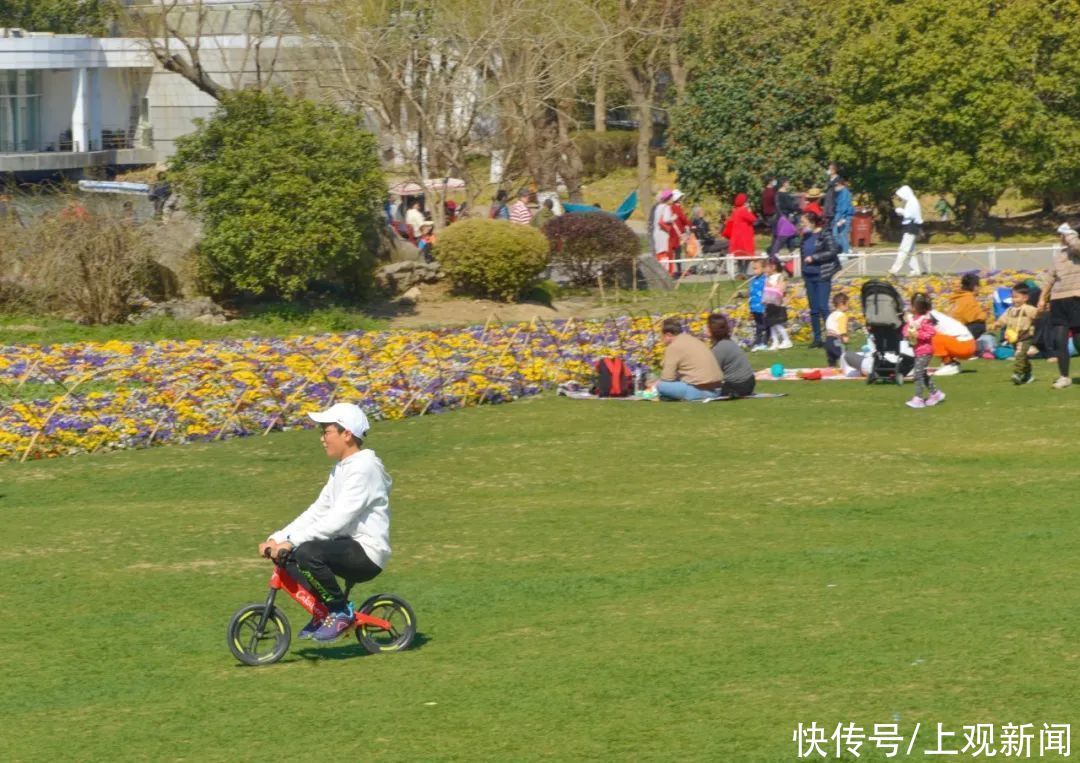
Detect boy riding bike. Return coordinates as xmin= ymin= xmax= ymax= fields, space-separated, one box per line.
xmin=258 ymin=403 xmax=391 ymax=643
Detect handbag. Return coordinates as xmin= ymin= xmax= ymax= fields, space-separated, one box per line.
xmin=775 ymin=216 xmax=798 ymax=238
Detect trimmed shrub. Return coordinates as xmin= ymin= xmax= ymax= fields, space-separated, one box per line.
xmin=170 ymin=89 xmax=385 ymax=299
xmin=435 ymin=219 xmax=550 ymax=301
xmin=543 ymin=214 xmax=640 ymax=287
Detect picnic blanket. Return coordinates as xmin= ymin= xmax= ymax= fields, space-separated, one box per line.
xmin=753 ymin=367 xmax=858 ymax=381
xmin=558 ymin=383 xmax=786 ymax=402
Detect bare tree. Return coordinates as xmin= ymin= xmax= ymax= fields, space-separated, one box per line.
xmin=120 ymin=0 xmax=296 ymax=101
xmin=295 ymin=0 xmax=605 ymax=222
xmin=584 ymin=0 xmax=692 ymax=214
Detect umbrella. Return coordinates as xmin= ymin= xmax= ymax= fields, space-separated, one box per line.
xmin=424 ymin=177 xmax=466 ymax=191
xmin=388 ymin=181 xmax=424 ymax=196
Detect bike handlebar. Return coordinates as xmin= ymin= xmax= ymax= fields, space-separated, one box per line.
xmin=262 ymin=546 xmax=293 ymax=564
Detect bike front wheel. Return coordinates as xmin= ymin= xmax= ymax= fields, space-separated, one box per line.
xmin=356 ymin=594 xmax=417 ymax=654
xmin=227 ymin=603 xmax=291 ymax=666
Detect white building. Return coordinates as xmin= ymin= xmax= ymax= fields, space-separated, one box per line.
xmin=0 ymin=31 xmax=157 ymax=174
xmin=0 ymin=25 xmax=278 ymax=176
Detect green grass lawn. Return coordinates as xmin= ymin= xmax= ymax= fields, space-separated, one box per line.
xmin=3 ymin=350 xmax=1078 ymax=761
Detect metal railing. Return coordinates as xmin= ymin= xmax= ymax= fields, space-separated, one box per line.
xmin=665 ymin=244 xmax=1061 ymax=281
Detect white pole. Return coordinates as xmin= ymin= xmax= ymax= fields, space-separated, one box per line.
xmin=89 ymin=69 xmax=102 ymax=152
xmin=71 ymin=67 xmax=89 ymax=152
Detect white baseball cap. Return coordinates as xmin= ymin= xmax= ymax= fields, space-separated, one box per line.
xmin=1057 ymin=223 xmax=1075 ymax=236
xmin=308 ymin=403 xmax=370 ymax=439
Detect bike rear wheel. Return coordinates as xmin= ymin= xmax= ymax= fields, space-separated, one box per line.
xmin=356 ymin=594 xmax=417 ymax=654
xmin=227 ymin=603 xmax=291 ymax=666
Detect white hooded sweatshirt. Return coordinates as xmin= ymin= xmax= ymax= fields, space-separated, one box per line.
xmin=894 ymin=186 xmax=923 ymax=226
xmin=271 ymin=449 xmax=393 ymax=568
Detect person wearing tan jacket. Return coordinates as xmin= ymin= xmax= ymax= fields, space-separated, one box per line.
xmin=655 ymin=317 xmax=724 ymax=401
xmin=946 ymin=273 xmax=989 ymax=338
xmin=989 ymin=282 xmax=1040 ymax=384
xmin=1036 ymin=223 xmax=1080 ymax=389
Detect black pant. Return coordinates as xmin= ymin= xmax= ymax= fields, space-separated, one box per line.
xmin=288 ymin=538 xmax=382 ymax=612
xmin=825 ymin=336 xmax=843 ymax=367
xmin=1052 ymin=325 xmax=1075 ymax=379
xmin=965 ymin=321 xmax=986 ymax=340
xmin=752 ymin=311 xmax=768 ymax=346
xmin=722 ymin=376 xmax=756 ymax=397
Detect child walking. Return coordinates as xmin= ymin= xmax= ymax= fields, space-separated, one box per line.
xmin=988 ymin=281 xmax=1039 ymax=384
xmin=763 ymin=257 xmax=792 ymax=350
xmin=748 ymin=258 xmax=769 ymax=351
xmin=824 ymin=292 xmax=850 ymax=367
xmin=906 ymin=292 xmax=945 ymax=408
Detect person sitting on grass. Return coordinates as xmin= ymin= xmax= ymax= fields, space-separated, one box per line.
xmin=707 ymin=312 xmax=756 ymax=397
xmin=825 ymin=292 xmax=850 ymax=368
xmin=945 ymin=273 xmax=988 ymax=339
xmin=988 ymin=281 xmax=1039 ymax=385
xmin=258 ymin=403 xmax=392 ymax=643
xmin=655 ymin=317 xmax=724 ymax=401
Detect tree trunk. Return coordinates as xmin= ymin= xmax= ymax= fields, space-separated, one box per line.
xmin=594 ymin=74 xmax=607 ymax=132
xmin=557 ymin=97 xmax=585 ymax=202
xmin=634 ymin=99 xmax=653 ymax=218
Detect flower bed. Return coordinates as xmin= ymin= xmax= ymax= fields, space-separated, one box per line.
xmin=0 ymin=270 xmax=1033 ymax=460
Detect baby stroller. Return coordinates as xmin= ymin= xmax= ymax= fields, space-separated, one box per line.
xmin=861 ymin=279 xmax=913 ymax=384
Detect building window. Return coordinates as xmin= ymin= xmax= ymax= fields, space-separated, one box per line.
xmin=0 ymin=70 xmax=41 ymax=153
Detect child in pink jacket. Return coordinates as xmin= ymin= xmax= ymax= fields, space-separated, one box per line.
xmin=905 ymin=292 xmax=946 ymax=408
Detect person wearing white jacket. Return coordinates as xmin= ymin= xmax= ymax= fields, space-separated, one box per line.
xmin=889 ymin=185 xmax=927 ymax=276
xmin=258 ymin=403 xmax=392 ymax=642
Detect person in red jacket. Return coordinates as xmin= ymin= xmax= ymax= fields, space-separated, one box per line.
xmin=722 ymin=193 xmax=758 ymax=277
xmin=803 ymin=187 xmax=825 ymax=218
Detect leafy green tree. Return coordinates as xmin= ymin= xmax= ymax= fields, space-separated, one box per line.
xmin=170 ymin=90 xmax=385 ymax=299
xmin=668 ymin=0 xmax=833 ymax=199
xmin=827 ymin=0 xmax=1080 ymax=222
xmin=669 ymin=60 xmax=831 ymax=199
xmin=0 ymin=0 xmax=111 ymax=35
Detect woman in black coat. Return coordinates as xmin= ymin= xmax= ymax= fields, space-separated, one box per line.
xmin=801 ymin=211 xmax=841 ymax=348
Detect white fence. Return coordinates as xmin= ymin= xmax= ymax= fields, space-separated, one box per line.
xmin=668 ymin=244 xmax=1061 ymax=281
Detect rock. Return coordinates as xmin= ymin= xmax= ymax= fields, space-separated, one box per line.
xmin=376 ymin=260 xmax=443 ymax=294
xmin=397 ymin=286 xmax=422 ymax=305
xmin=192 ymin=312 xmax=227 ymax=325
xmin=130 ymin=296 xmax=228 ymax=324
xmin=636 ymin=253 xmax=674 ymax=291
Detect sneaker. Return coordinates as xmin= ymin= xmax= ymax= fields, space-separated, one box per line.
xmin=905 ymin=397 xmax=926 ymax=409
xmin=1022 ymin=373 xmax=1035 ymax=385
xmin=1052 ymin=376 xmax=1073 ymax=390
xmin=751 ymin=344 xmax=768 ymax=352
xmin=768 ymin=342 xmax=779 ymax=351
xmin=934 ymin=363 xmax=961 ymax=376
xmin=926 ymin=390 xmax=946 ymax=406
xmin=298 ymin=613 xmax=323 ymax=640
xmin=313 ymin=604 xmax=355 ymax=642
xmin=777 ymin=340 xmax=793 ymax=350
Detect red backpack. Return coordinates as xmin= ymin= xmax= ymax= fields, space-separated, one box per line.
xmin=594 ymin=358 xmax=633 ymax=397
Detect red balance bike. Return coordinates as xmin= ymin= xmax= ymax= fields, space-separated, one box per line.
xmin=227 ymin=547 xmax=417 ymax=666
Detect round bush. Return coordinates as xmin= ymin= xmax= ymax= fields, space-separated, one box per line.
xmin=543 ymin=214 xmax=640 ymax=287
xmin=435 ymin=219 xmax=550 ymax=301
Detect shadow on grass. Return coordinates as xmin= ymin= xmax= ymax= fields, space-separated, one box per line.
xmin=290 ymin=631 xmax=432 ymax=662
